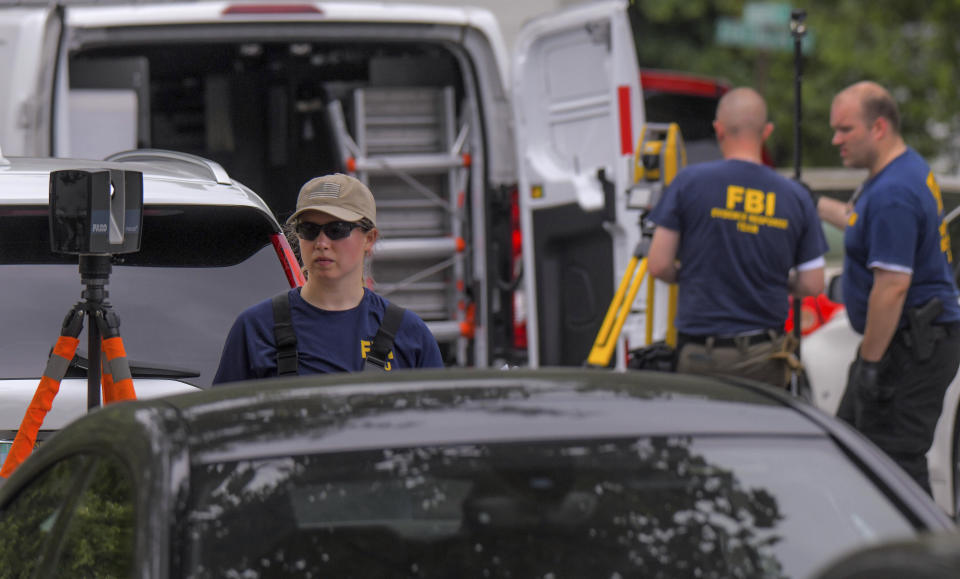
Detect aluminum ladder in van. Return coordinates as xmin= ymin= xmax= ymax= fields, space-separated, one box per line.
xmin=330 ymin=86 xmax=472 ymax=366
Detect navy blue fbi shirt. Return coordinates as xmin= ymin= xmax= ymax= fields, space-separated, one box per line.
xmin=649 ymin=159 xmax=828 ymax=336
xmin=843 ymin=148 xmax=960 ymax=334
xmin=213 ymin=287 xmax=443 ymax=384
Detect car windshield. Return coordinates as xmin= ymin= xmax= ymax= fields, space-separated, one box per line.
xmin=185 ymin=435 xmax=915 ymax=578
xmin=643 ymin=93 xmax=723 ymax=165
xmin=0 ymin=205 xmax=290 ymax=387
xmin=644 ymin=93 xmax=720 ymax=143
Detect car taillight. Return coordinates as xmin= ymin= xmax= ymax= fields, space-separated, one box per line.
xmin=513 ymin=293 xmax=528 ymax=349
xmin=810 ymin=294 xmax=844 ymax=331
xmin=509 ymin=188 xmax=527 ymax=349
xmin=271 ymin=233 xmax=305 ymax=287
xmin=785 ymin=294 xmax=843 ymax=336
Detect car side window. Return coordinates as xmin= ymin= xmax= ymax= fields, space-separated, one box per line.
xmin=53 ymin=455 xmax=136 ymax=578
xmin=0 ymin=455 xmax=89 ymax=576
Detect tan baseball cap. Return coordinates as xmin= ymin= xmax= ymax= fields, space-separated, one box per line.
xmin=287 ymin=173 xmax=376 ymax=226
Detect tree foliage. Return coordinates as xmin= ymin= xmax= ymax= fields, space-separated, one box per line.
xmin=629 ymin=0 xmax=960 ymax=171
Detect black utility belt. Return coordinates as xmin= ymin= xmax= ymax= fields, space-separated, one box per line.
xmin=678 ymin=331 xmax=780 ymax=348
xmin=930 ymin=323 xmax=960 ymax=339
xmin=899 ymin=322 xmax=960 ymax=341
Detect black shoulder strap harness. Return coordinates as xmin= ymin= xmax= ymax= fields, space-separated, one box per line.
xmin=272 ymin=292 xmax=406 ymax=376
xmin=272 ymin=293 xmax=299 ymax=376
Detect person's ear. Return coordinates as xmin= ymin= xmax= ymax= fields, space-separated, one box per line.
xmin=762 ymin=122 xmax=774 ymax=142
xmin=871 ymin=116 xmax=888 ymax=140
xmin=364 ymin=228 xmax=378 ymax=255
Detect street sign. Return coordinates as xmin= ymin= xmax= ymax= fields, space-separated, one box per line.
xmin=716 ymin=2 xmax=814 ymax=53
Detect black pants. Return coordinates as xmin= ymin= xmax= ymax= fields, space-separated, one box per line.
xmin=837 ymin=324 xmax=960 ymax=494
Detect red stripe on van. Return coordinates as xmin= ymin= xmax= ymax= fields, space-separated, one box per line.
xmin=618 ymin=85 xmax=633 ymax=155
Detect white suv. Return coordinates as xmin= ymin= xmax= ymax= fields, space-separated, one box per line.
xmin=0 ymin=149 xmax=300 ymax=465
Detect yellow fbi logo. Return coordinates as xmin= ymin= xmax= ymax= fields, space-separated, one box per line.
xmin=361 ymin=340 xmax=395 ymax=370
xmin=846 ymin=172 xmax=951 ymax=262
xmin=710 ymin=185 xmax=788 ymax=234
xmin=928 ymin=171 xmax=954 ymax=263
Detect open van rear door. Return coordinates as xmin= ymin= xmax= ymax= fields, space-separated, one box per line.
xmin=512 ymin=0 xmax=642 ymax=367
xmin=0 ymin=6 xmax=62 ymax=156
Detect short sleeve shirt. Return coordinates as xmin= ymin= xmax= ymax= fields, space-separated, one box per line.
xmin=842 ymin=148 xmax=960 ymax=333
xmin=649 ymin=159 xmax=828 ymax=335
xmin=212 ymin=287 xmax=444 ymax=384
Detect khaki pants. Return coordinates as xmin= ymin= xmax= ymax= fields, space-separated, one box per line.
xmin=676 ymin=333 xmax=795 ymax=389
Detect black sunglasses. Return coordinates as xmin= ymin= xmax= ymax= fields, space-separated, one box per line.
xmin=295 ymin=221 xmax=364 ymax=241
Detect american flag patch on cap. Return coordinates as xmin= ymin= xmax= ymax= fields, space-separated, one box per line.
xmin=307 ymin=182 xmax=341 ymax=198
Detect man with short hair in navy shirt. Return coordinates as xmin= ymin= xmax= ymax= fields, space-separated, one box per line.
xmin=648 ymin=87 xmax=827 ymax=389
xmin=818 ymin=81 xmax=960 ymax=493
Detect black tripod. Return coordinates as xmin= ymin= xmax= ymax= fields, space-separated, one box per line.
xmin=74 ymin=254 xmax=133 ymax=409
xmin=0 ymin=254 xmax=136 ymax=478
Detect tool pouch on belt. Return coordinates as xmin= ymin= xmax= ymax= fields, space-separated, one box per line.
xmin=768 ymin=332 xmax=803 ymax=387
xmin=902 ymin=297 xmax=943 ymax=363
xmin=627 ymin=341 xmax=677 ymax=372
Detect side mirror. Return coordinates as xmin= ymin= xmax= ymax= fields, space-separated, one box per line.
xmin=826 ymin=274 xmax=843 ymax=304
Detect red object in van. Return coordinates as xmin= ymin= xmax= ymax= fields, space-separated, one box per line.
xmin=785 ymin=294 xmax=844 ymax=336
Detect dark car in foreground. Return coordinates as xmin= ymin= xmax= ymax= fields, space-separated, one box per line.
xmin=0 ymin=369 xmax=952 ymax=578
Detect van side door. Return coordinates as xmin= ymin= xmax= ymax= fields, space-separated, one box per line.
xmin=512 ymin=0 xmax=643 ymax=367
xmin=0 ymin=6 xmax=61 ymax=156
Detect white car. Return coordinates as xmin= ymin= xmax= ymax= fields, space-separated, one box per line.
xmin=0 ymin=149 xmax=301 ymax=466
xmin=803 ymin=170 xmax=960 ymax=518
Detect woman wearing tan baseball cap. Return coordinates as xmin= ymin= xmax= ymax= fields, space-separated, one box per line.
xmin=213 ymin=174 xmax=443 ymax=382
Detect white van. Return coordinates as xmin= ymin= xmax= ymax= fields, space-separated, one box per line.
xmin=0 ymin=0 xmax=649 ymax=369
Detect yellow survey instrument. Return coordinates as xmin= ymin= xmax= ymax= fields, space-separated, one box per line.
xmin=587 ymin=122 xmax=685 ymax=368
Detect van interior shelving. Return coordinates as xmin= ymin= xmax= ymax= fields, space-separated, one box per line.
xmin=69 ymin=36 xmax=476 ymax=365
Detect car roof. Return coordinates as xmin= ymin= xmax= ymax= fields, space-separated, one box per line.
xmin=0 ymin=151 xmax=273 ymax=213
xmin=144 ymin=368 xmax=826 ymax=463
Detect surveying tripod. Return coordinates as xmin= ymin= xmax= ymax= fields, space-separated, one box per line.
xmin=0 ymin=255 xmax=137 ymax=478
xmin=586 ymin=123 xmax=686 ymax=368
